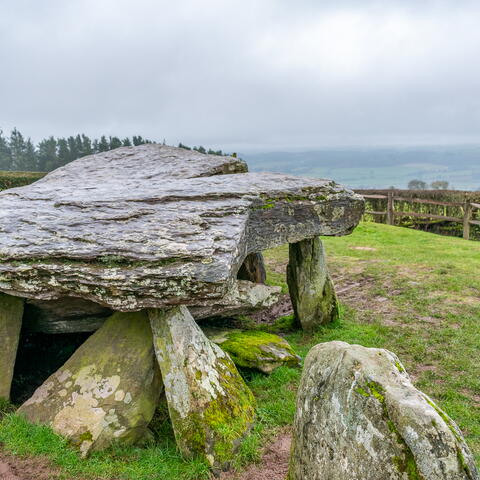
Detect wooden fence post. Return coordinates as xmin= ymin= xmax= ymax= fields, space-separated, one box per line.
xmin=387 ymin=191 xmax=394 ymax=225
xmin=463 ymin=200 xmax=472 ymax=240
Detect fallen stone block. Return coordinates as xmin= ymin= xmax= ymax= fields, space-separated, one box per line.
xmin=289 ymin=341 xmax=478 ymax=480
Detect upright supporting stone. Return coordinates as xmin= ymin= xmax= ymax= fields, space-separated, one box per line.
xmin=19 ymin=311 xmax=162 ymax=456
xmin=237 ymin=252 xmax=267 ymax=284
xmin=149 ymin=306 xmax=256 ymax=470
xmin=0 ymin=293 xmax=24 ymax=401
xmin=287 ymin=236 xmax=338 ymax=330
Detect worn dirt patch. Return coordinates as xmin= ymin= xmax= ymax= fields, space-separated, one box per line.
xmin=0 ymin=453 xmax=63 ymax=480
xmin=349 ymin=246 xmax=377 ymax=251
xmin=219 ymin=432 xmax=291 ymax=480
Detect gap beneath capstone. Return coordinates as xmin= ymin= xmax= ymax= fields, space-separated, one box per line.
xmin=10 ymin=330 xmax=92 ymax=405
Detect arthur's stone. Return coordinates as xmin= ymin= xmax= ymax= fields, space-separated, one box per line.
xmin=289 ymin=341 xmax=479 ymax=480
xmin=0 ymin=293 xmax=24 ymax=400
xmin=149 ymin=305 xmax=255 ymax=470
xmin=0 ymin=144 xmax=363 ymax=312
xmin=18 ymin=311 xmax=162 ymax=456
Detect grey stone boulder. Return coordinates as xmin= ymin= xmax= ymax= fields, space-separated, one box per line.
xmin=18 ymin=311 xmax=162 ymax=456
xmin=205 ymin=328 xmax=301 ymax=374
xmin=0 ymin=293 xmax=24 ymax=400
xmin=289 ymin=341 xmax=478 ymax=480
xmin=0 ymin=144 xmax=363 ymax=312
xmin=149 ymin=306 xmax=255 ymax=470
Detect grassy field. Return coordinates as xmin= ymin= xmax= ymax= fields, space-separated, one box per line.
xmin=0 ymin=222 xmax=478 ymax=478
xmin=0 ymin=170 xmax=45 ymax=191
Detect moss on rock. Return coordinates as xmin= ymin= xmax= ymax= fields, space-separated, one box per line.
xmin=206 ymin=329 xmax=301 ymax=374
xmin=149 ymin=306 xmax=256 ymax=470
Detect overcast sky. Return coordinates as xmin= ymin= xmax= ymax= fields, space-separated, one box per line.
xmin=1 ymin=0 xmax=480 ymax=151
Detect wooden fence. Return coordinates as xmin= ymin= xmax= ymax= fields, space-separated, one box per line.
xmin=355 ymin=190 xmax=480 ymax=241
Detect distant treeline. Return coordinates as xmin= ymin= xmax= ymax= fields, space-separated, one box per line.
xmin=0 ymin=128 xmax=229 ymax=173
xmin=0 ymin=128 xmax=154 ymax=172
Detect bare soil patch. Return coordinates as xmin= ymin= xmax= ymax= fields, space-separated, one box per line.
xmin=0 ymin=453 xmax=63 ymax=480
xmin=219 ymin=432 xmax=291 ymax=480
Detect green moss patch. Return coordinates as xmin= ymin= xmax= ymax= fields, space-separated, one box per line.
xmin=219 ymin=330 xmax=301 ymax=372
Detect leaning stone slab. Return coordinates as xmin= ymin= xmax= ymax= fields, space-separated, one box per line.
xmin=149 ymin=305 xmax=255 ymax=470
xmin=289 ymin=341 xmax=479 ymax=480
xmin=0 ymin=293 xmax=24 ymax=400
xmin=18 ymin=311 xmax=162 ymax=456
xmin=205 ymin=328 xmax=301 ymax=374
xmin=0 ymin=144 xmax=363 ymax=312
xmin=287 ymin=236 xmax=339 ymax=330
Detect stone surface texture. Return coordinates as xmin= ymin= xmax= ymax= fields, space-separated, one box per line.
xmin=0 ymin=293 xmax=24 ymax=400
xmin=289 ymin=341 xmax=479 ymax=480
xmin=287 ymin=237 xmax=339 ymax=330
xmin=205 ymin=328 xmax=301 ymax=374
xmin=149 ymin=305 xmax=255 ymax=469
xmin=18 ymin=311 xmax=162 ymax=456
xmin=0 ymin=144 xmax=363 ymax=311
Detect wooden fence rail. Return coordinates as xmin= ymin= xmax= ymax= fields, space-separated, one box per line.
xmin=360 ymin=191 xmax=479 ymax=240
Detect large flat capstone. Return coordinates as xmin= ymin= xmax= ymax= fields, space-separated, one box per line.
xmin=0 ymin=145 xmax=363 ymax=311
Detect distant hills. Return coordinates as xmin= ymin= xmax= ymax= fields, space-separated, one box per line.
xmin=241 ymin=146 xmax=480 ymax=191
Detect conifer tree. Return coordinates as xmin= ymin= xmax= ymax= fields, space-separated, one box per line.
xmin=98 ymin=135 xmax=109 ymax=152
xmin=109 ymin=136 xmax=122 ymax=150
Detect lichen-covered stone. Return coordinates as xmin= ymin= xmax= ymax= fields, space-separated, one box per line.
xmin=237 ymin=253 xmax=266 ymax=284
xmin=287 ymin=236 xmax=339 ymax=330
xmin=149 ymin=306 xmax=255 ymax=470
xmin=289 ymin=341 xmax=479 ymax=480
xmin=0 ymin=293 xmax=24 ymax=400
xmin=0 ymin=144 xmax=363 ymax=311
xmin=18 ymin=311 xmax=162 ymax=456
xmin=205 ymin=329 xmax=301 ymax=374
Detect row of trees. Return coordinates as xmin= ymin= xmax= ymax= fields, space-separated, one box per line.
xmin=0 ymin=128 xmax=153 ymax=172
xmin=0 ymin=128 xmax=231 ymax=173
xmin=407 ymin=179 xmax=450 ymax=190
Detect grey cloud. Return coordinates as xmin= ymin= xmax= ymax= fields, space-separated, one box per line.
xmin=1 ymin=0 xmax=480 ymax=150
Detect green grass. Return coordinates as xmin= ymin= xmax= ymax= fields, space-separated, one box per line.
xmin=0 ymin=222 xmax=478 ymax=477
xmin=0 ymin=170 xmax=45 ymax=191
